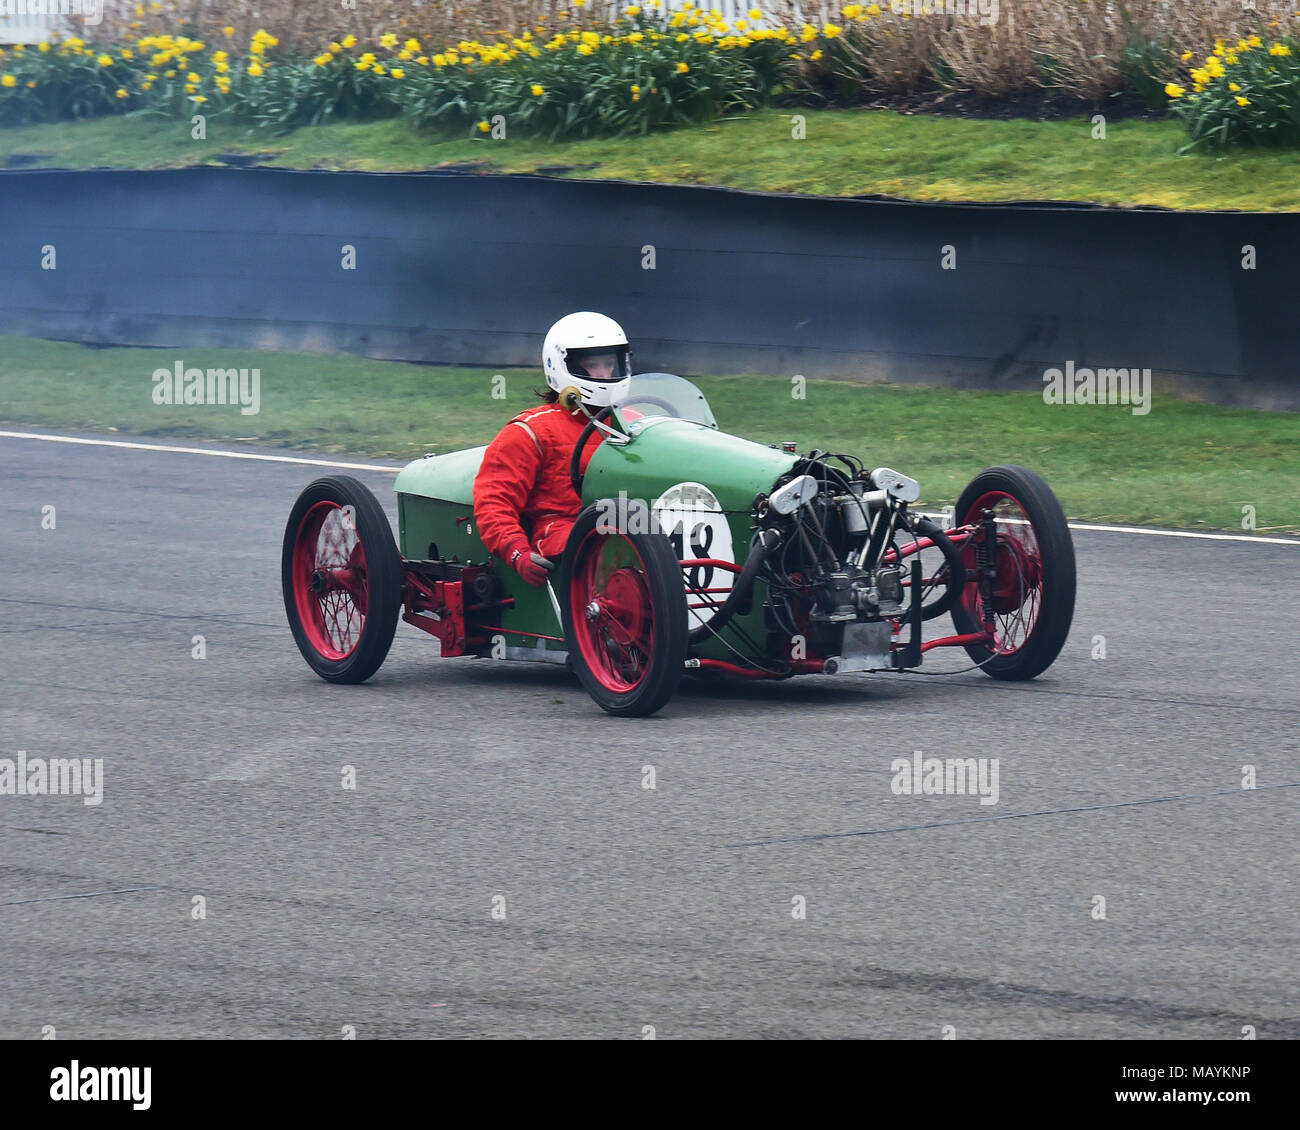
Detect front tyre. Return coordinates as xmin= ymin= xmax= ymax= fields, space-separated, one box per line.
xmin=950 ymin=465 xmax=1075 ymax=680
xmin=282 ymin=475 xmax=401 ymax=684
xmin=561 ymin=501 xmax=687 ymax=717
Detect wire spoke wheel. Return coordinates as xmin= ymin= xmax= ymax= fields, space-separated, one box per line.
xmin=961 ymin=493 xmax=1044 ymax=656
xmin=950 ymin=466 xmax=1075 ymax=681
xmin=293 ymin=501 xmax=368 ymax=660
xmin=561 ymin=501 xmax=687 ymax=717
xmin=281 ymin=476 xmax=401 ymax=684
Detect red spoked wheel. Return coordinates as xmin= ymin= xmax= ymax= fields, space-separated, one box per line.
xmin=561 ymin=500 xmax=687 ymax=717
xmin=950 ymin=465 xmax=1075 ymax=680
xmin=281 ymin=476 xmax=401 ymax=684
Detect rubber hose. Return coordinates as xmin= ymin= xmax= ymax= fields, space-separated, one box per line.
xmin=687 ymin=528 xmax=778 ymax=645
xmin=911 ymin=516 xmax=968 ymax=622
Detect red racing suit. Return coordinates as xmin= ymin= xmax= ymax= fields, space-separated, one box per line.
xmin=473 ymin=401 xmax=603 ymax=565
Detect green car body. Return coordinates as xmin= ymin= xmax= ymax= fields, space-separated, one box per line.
xmin=394 ymin=374 xmax=796 ymax=663
xmin=283 ymin=372 xmax=1075 ymax=715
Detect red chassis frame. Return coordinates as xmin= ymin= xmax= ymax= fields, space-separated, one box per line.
xmin=391 ymin=522 xmax=997 ymax=678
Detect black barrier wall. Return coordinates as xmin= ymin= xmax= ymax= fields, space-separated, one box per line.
xmin=0 ymin=167 xmax=1295 ymax=409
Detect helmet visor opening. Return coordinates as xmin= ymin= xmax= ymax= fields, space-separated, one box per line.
xmin=567 ymin=345 xmax=630 ymax=382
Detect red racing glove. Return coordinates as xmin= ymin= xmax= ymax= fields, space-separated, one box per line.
xmin=506 ymin=539 xmax=554 ymax=587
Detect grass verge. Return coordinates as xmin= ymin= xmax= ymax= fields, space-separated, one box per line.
xmin=1 ymin=108 xmax=1299 ymax=210
xmin=1 ymin=334 xmax=1296 ymax=533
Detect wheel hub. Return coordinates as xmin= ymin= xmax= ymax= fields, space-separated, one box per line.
xmin=990 ymin=536 xmax=1041 ymax=613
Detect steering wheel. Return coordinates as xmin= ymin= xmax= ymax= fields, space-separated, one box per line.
xmin=617 ymin=395 xmax=681 ymax=418
xmin=570 ymin=406 xmax=614 ymax=497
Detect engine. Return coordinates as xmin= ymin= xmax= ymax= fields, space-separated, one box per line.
xmin=747 ymin=456 xmax=925 ymax=667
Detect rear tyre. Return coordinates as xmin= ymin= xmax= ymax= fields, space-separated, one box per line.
xmin=949 ymin=465 xmax=1075 ymax=680
xmin=561 ymin=501 xmax=687 ymax=717
xmin=282 ymin=476 xmax=402 ymax=684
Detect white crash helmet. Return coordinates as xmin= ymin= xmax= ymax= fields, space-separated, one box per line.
xmin=542 ymin=312 xmax=632 ymax=408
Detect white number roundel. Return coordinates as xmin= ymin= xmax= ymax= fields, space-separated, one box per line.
xmin=652 ymin=482 xmax=735 ymax=629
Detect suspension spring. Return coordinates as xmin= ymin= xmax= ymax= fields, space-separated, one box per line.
xmin=976 ymin=508 xmax=998 ymax=633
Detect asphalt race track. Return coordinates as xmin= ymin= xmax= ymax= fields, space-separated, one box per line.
xmin=2 ymin=430 xmax=1297 ymax=1040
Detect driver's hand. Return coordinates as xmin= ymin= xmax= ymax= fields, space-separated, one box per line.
xmin=508 ymin=541 xmax=553 ymax=587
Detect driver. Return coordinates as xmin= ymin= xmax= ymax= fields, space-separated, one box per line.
xmin=473 ymin=311 xmax=632 ymax=587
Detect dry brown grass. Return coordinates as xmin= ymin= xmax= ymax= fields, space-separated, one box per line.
xmin=77 ymin=1 xmax=1300 ymax=103
xmin=771 ymin=0 xmax=1300 ymax=100
xmin=89 ymin=0 xmax=587 ymax=54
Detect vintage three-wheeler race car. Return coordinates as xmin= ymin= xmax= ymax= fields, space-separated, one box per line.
xmin=281 ymin=373 xmax=1076 ymax=716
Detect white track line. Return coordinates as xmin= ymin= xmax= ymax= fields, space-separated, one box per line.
xmin=0 ymin=430 xmax=398 ymax=472
xmin=3 ymin=429 xmax=1297 ymax=546
xmin=1062 ymin=522 xmax=1297 ymax=545
xmin=912 ymin=509 xmax=1297 ymax=546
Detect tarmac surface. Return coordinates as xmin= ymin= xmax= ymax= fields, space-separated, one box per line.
xmin=2 ymin=430 xmax=1297 ymax=1039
